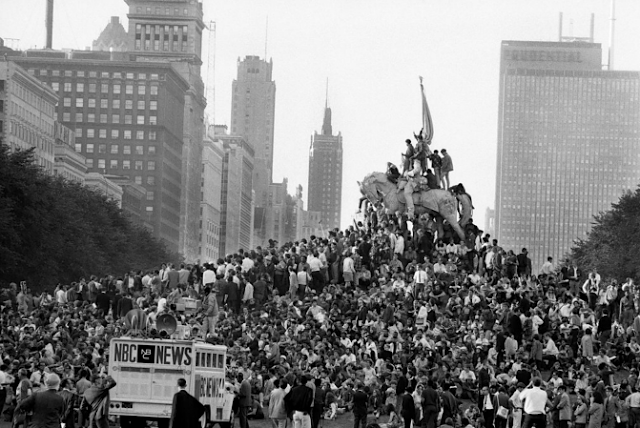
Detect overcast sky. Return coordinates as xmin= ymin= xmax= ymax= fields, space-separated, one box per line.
xmin=3 ymin=0 xmax=640 ymax=231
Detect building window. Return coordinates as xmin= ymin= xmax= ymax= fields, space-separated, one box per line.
xmin=146 ymin=206 xmax=153 ymax=213
xmin=99 ymin=129 xmax=107 ymax=138
xmin=87 ymin=113 xmax=95 ymax=123
xmin=113 ymin=85 xmax=121 ymax=94
xmin=52 ymin=70 xmax=60 ymax=76
xmin=147 ymin=176 xmax=155 ymax=185
xmin=149 ymin=131 xmax=156 ymax=140
xmin=101 ymin=72 xmax=109 ymax=78
xmin=146 ymin=191 xmax=154 ymax=200
xmin=100 ymin=114 xmax=107 ymax=123
xmin=98 ymin=144 xmax=106 ymax=153
xmin=77 ymin=83 xmax=84 ymax=93
xmin=63 ymin=98 xmax=71 ymax=107
xmin=111 ymin=130 xmax=119 ymax=138
xmin=63 ymin=112 xmax=71 ymax=121
xmin=100 ymin=99 xmax=108 ymax=109
xmin=124 ymin=115 xmax=132 ymax=124
xmin=88 ymin=98 xmax=96 ymax=108
xmin=75 ymin=143 xmax=82 ymax=152
xmin=86 ymin=158 xmax=94 ymax=168
xmin=109 ymin=160 xmax=118 ymax=169
xmin=123 ymin=160 xmax=130 ymax=170
xmin=88 ymin=83 xmax=96 ymax=93
xmin=148 ymin=146 xmax=156 ymax=155
xmin=124 ymin=130 xmax=132 ymax=139
xmin=150 ymin=85 xmax=158 ymax=96
xmin=110 ymin=145 xmax=119 ymax=154
xmin=125 ymin=100 xmax=133 ymax=109
xmin=149 ymin=116 xmax=157 ymax=125
xmin=137 ymin=115 xmax=145 ymax=125
xmin=86 ymin=129 xmax=95 ymax=138
xmin=51 ymin=82 xmax=59 ymax=91
xmin=126 ymin=73 xmax=134 ymax=79
xmin=125 ymin=85 xmax=133 ymax=95
xmin=147 ymin=161 xmax=155 ymax=170
xmin=89 ymin=71 xmax=97 ymax=78
xmin=86 ymin=144 xmax=94 ymax=153
xmin=135 ymin=145 xmax=143 ymax=155
xmin=112 ymin=99 xmax=120 ymax=109
xmin=137 ymin=100 xmax=145 ymax=110
xmin=134 ymin=176 xmax=142 ymax=185
xmin=138 ymin=85 xmax=146 ymax=95
xmin=135 ymin=161 xmax=143 ymax=170
xmin=101 ymin=84 xmax=109 ymax=94
xmin=136 ymin=131 xmax=144 ymax=140
xmin=75 ymin=128 xmax=82 ymax=138
xmin=75 ymin=98 xmax=83 ymax=108
xmin=75 ymin=113 xmax=83 ymax=122
xmin=150 ymin=101 xmax=157 ymax=110
xmin=98 ymin=159 xmax=105 ymax=169
xmin=64 ymin=83 xmax=71 ymax=92
xmin=112 ymin=114 xmax=120 ymax=123
xmin=124 ymin=145 xmax=131 ymax=154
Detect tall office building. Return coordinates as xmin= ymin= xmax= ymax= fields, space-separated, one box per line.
xmin=200 ymin=131 xmax=224 ymax=262
xmin=125 ymin=0 xmax=207 ymax=261
xmin=230 ymin=56 xmax=276 ymax=240
xmin=308 ymin=104 xmax=343 ymax=231
xmin=13 ymin=54 xmax=190 ymax=252
xmin=495 ymin=41 xmax=640 ymax=271
xmin=0 ymin=60 xmax=58 ymax=173
xmin=214 ymin=125 xmax=255 ymax=256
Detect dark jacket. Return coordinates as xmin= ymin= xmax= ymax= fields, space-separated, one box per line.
xmin=285 ymin=385 xmax=314 ymax=413
xmin=401 ymin=392 xmax=416 ymax=419
xmin=170 ymin=389 xmax=205 ymax=428
xmin=352 ymin=389 xmax=369 ymax=416
xmin=17 ymin=389 xmax=65 ymax=428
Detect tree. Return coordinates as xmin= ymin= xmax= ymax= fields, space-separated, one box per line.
xmin=570 ymin=187 xmax=640 ymax=281
xmin=0 ymin=145 xmax=180 ymax=289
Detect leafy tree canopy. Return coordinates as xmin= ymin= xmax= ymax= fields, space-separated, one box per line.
xmin=571 ymin=186 xmax=640 ymax=281
xmin=0 ymin=145 xmax=180 ymax=290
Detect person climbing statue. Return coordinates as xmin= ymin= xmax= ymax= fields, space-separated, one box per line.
xmin=402 ymin=139 xmax=415 ymax=175
xmin=412 ymin=135 xmax=428 ymax=175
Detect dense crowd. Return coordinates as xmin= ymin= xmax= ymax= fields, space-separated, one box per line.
xmin=1 ymin=203 xmax=639 ymax=428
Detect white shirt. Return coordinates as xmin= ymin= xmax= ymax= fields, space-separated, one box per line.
xmin=510 ymin=389 xmax=523 ymax=409
xmin=414 ymin=270 xmax=428 ymax=284
xmin=343 ymin=257 xmax=355 ymax=273
xmin=520 ymin=387 xmax=548 ymax=414
xmin=202 ymin=269 xmax=216 ymax=285
xmin=56 ymin=289 xmax=67 ymax=304
xmin=395 ymin=236 xmax=405 ymax=255
xmin=241 ymin=257 xmax=254 ymax=273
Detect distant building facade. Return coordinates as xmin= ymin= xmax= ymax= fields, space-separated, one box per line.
xmin=308 ymin=105 xmax=343 ymax=231
xmin=215 ymin=125 xmax=254 ymax=256
xmin=53 ymin=121 xmax=86 ymax=183
xmin=230 ymin=56 xmax=276 ymax=243
xmin=200 ymin=131 xmax=224 ymax=262
xmin=292 ymin=185 xmax=324 ymax=241
xmin=92 ymin=17 xmax=129 ymax=52
xmin=125 ymin=0 xmax=207 ymax=261
xmin=0 ymin=60 xmax=57 ymax=172
xmin=495 ymin=40 xmax=640 ymax=271
xmin=13 ymin=54 xmax=190 ymax=253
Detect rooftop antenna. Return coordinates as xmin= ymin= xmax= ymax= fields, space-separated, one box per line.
xmin=608 ymin=0 xmax=616 ymax=70
xmin=558 ymin=12 xmax=563 ymax=41
xmin=589 ymin=13 xmax=595 ymax=43
xmin=45 ymin=0 xmax=54 ymax=49
xmin=325 ymin=78 xmax=329 ymax=109
xmin=264 ymin=16 xmax=268 ymax=59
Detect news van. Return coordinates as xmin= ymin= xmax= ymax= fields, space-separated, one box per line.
xmin=108 ymin=336 xmax=234 ymax=428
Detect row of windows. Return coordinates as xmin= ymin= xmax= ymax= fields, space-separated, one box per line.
xmin=75 ymin=129 xmax=157 ymax=140
xmin=77 ymin=143 xmax=156 ymax=156
xmin=5 ymin=79 xmax=56 ymax=116
xmin=85 ymin=158 xmax=156 ymax=171
xmin=136 ymin=6 xmax=190 ymax=16
xmin=34 ymin=70 xmax=159 ymax=80
xmin=63 ymin=98 xmax=158 ymax=110
xmin=51 ymin=82 xmax=159 ymax=96
xmin=7 ymin=101 xmax=55 ymax=135
xmin=61 ymin=112 xmax=157 ymax=125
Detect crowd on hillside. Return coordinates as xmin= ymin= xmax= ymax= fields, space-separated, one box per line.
xmin=2 ymin=203 xmax=640 ymax=428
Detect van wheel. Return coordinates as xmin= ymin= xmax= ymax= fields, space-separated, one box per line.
xmin=201 ymin=405 xmax=212 ymax=428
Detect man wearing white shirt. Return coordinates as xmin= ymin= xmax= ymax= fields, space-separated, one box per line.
xmin=520 ymin=378 xmax=550 ymax=428
xmin=413 ymin=264 xmax=428 ymax=296
xmin=241 ymin=256 xmax=254 ymax=273
xmin=202 ymin=265 xmax=216 ymax=287
xmin=509 ymin=382 xmax=526 ymax=428
xmin=540 ymin=257 xmax=555 ymax=276
xmin=394 ymin=235 xmax=405 ymax=256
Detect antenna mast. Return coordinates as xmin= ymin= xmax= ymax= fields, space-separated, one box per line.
xmin=264 ymin=16 xmax=269 ymax=59
xmin=608 ymin=0 xmax=616 ymax=70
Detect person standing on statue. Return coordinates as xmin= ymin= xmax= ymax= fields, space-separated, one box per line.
xmin=428 ymin=150 xmax=442 ymax=187
xmin=402 ymin=139 xmax=415 ymax=175
xmin=412 ymin=136 xmax=428 ymax=175
xmin=441 ymin=149 xmax=453 ymax=190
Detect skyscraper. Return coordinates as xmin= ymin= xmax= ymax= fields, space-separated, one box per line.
xmin=230 ymin=56 xmax=276 ymax=240
xmin=125 ymin=0 xmax=207 ymax=261
xmin=308 ymin=104 xmax=343 ymax=231
xmin=495 ymin=40 xmax=640 ymax=271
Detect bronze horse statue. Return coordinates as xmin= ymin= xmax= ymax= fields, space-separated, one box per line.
xmin=358 ymin=172 xmax=470 ymax=240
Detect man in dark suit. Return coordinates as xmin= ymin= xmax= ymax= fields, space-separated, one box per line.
xmin=170 ymin=378 xmax=205 ymax=428
xmin=401 ymin=389 xmax=416 ymax=428
xmin=237 ymin=373 xmax=253 ymax=428
xmin=284 ymin=375 xmax=314 ymax=428
xmin=16 ymin=373 xmax=64 ymax=428
xmin=421 ymin=380 xmax=440 ymax=428
xmin=352 ymin=382 xmax=369 ymax=428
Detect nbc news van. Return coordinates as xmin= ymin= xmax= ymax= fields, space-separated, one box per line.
xmin=108 ymin=337 xmax=234 ymax=428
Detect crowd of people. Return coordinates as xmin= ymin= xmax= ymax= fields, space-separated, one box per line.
xmin=0 ymin=190 xmax=638 ymax=428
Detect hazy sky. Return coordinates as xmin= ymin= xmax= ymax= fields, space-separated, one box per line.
xmin=3 ymin=0 xmax=640 ymax=230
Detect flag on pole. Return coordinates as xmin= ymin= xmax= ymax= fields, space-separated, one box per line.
xmin=419 ymin=76 xmax=434 ymax=144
